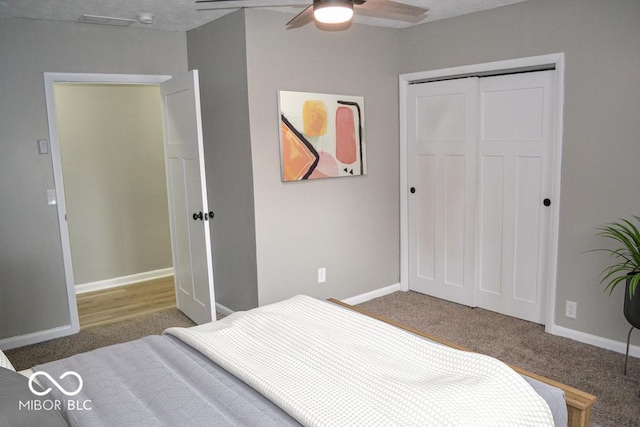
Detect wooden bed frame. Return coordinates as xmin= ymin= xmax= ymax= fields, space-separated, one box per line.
xmin=328 ymin=299 xmax=597 ymax=427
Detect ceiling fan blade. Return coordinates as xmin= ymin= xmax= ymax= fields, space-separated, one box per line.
xmin=194 ymin=0 xmax=428 ymax=29
xmin=357 ymin=0 xmax=428 ymax=17
xmin=286 ymin=4 xmax=314 ymax=29
xmin=197 ymin=3 xmax=308 ymax=12
xmin=354 ymin=8 xmax=427 ymax=24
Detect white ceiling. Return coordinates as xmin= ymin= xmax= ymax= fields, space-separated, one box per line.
xmin=0 ymin=0 xmax=528 ymax=32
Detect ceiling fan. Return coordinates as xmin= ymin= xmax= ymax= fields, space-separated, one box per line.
xmin=195 ymin=0 xmax=429 ymax=30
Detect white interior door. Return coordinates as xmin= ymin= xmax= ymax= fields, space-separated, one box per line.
xmin=161 ymin=70 xmax=216 ymax=324
xmin=407 ymin=78 xmax=478 ymax=307
xmin=476 ymin=71 xmax=555 ymax=323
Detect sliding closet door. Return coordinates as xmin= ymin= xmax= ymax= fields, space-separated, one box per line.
xmin=476 ymin=71 xmax=555 ymax=324
xmin=406 ymin=70 xmax=556 ymax=323
xmin=407 ymin=78 xmax=478 ymax=307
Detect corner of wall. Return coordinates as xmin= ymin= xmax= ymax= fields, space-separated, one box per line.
xmin=187 ymin=10 xmax=258 ymax=312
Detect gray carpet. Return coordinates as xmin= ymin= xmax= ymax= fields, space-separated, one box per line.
xmin=5 ymin=308 xmax=196 ymax=371
xmin=5 ymin=293 xmax=639 ymax=426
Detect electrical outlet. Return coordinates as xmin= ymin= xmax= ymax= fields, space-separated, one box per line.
xmin=565 ymin=301 xmax=577 ymax=319
xmin=318 ymin=267 xmax=326 ymax=283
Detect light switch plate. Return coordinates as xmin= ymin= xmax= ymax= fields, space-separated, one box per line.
xmin=38 ymin=139 xmax=49 ymax=155
xmin=47 ymin=189 xmax=57 ymax=206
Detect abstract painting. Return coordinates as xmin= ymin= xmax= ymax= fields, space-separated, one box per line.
xmin=278 ymin=91 xmax=366 ymax=181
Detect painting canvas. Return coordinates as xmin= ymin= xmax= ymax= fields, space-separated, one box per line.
xmin=278 ymin=91 xmax=366 ymax=181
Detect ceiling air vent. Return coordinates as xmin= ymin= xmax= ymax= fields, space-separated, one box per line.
xmin=77 ymin=14 xmax=136 ymax=27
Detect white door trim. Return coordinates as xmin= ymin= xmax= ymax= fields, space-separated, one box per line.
xmin=399 ymin=53 xmax=565 ymax=331
xmin=44 ymin=72 xmax=171 ymax=335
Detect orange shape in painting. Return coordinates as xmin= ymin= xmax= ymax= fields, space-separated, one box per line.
xmin=336 ymin=106 xmax=357 ymax=165
xmin=303 ymin=100 xmax=327 ymax=137
xmin=281 ymin=121 xmax=316 ymax=181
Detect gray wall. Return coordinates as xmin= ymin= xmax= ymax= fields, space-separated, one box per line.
xmin=4 ymin=0 xmax=638 ymax=351
xmin=0 ymin=18 xmax=187 ymax=341
xmin=55 ymin=84 xmax=171 ymax=285
xmin=244 ymin=10 xmax=401 ymax=305
xmin=400 ymin=0 xmax=640 ymax=345
xmin=187 ymin=10 xmax=259 ymax=312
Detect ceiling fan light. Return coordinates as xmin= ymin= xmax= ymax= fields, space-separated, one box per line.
xmin=313 ymin=1 xmax=354 ymax=24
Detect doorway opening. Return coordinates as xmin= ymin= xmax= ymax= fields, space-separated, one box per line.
xmin=46 ymin=71 xmax=216 ymax=332
xmin=45 ymin=73 xmax=173 ymax=333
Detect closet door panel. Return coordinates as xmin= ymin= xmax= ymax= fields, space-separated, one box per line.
xmin=407 ymin=78 xmax=478 ymax=306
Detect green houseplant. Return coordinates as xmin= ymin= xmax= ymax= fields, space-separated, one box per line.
xmin=593 ymin=215 xmax=640 ymax=377
xmin=594 ymin=215 xmax=640 ymax=299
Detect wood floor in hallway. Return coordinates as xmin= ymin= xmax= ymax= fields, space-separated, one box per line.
xmin=76 ymin=276 xmax=176 ymax=329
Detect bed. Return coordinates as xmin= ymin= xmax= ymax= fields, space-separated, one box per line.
xmin=5 ymin=295 xmax=596 ymax=427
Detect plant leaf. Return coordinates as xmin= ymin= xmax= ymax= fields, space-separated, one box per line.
xmin=604 ymin=275 xmax=628 ymax=295
xmin=617 ymin=219 xmax=640 ymax=265
xmin=630 ymin=273 xmax=640 ymax=299
xmin=592 ymin=216 xmax=640 ymax=295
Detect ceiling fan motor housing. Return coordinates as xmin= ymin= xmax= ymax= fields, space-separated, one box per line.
xmin=313 ymin=0 xmax=354 ymax=24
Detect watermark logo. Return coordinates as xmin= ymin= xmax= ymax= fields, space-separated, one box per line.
xmin=19 ymin=370 xmax=92 ymax=412
xmin=28 ymin=371 xmax=83 ymax=396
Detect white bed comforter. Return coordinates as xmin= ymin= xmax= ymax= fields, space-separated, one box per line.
xmin=166 ymin=295 xmax=554 ymax=427
xmin=0 ymin=349 xmax=15 ymax=371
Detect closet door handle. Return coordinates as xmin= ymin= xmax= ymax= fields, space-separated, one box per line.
xmin=193 ymin=212 xmax=203 ymax=221
xmin=410 ymin=187 xmax=416 ymax=194
xmin=543 ymin=198 xmax=551 ymax=207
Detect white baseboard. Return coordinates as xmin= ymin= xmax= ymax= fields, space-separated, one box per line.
xmin=0 ymin=325 xmax=77 ymax=352
xmin=75 ymin=268 xmax=174 ymax=294
xmin=547 ymin=323 xmax=640 ymax=359
xmin=215 ymin=302 xmax=234 ymax=317
xmin=341 ymin=283 xmax=401 ymax=306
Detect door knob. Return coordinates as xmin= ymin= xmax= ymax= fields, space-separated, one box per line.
xmin=193 ymin=211 xmax=215 ymax=221
xmin=410 ymin=187 xmax=416 ymax=194
xmin=543 ymin=198 xmax=551 ymax=207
